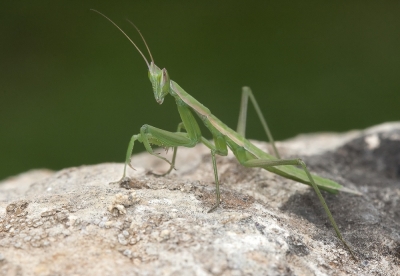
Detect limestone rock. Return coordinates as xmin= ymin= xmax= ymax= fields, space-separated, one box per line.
xmin=0 ymin=122 xmax=399 ymax=275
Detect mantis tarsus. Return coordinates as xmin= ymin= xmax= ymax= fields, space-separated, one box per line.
xmin=91 ymin=9 xmax=359 ymax=259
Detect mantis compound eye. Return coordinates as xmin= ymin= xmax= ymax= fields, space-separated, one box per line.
xmin=161 ymin=68 xmax=170 ymax=87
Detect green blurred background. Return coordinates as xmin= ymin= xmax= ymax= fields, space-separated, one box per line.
xmin=1 ymin=1 xmax=399 ymax=180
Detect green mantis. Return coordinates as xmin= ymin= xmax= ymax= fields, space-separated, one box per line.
xmin=91 ymin=9 xmax=359 ymax=259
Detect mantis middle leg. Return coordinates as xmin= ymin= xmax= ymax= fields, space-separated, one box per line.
xmin=154 ymin=118 xmax=229 ymax=213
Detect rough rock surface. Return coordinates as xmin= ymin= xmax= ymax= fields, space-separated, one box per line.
xmin=0 ymin=122 xmax=399 ymax=275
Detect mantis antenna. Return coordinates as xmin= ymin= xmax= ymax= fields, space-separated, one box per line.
xmin=126 ymin=20 xmax=154 ymax=64
xmin=90 ymin=9 xmax=150 ymax=67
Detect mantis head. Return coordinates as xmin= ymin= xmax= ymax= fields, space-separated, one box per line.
xmin=90 ymin=9 xmax=170 ymax=104
xmin=148 ymin=62 xmax=170 ymax=105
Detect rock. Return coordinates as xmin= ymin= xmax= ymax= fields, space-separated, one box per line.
xmin=0 ymin=122 xmax=399 ymax=275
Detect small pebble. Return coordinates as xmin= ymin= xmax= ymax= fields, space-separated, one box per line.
xmin=42 ymin=240 xmax=51 ymax=247
xmin=118 ymin=234 xmax=128 ymax=245
xmin=123 ymin=249 xmax=132 ymax=258
xmin=33 ymin=221 xmax=43 ymax=228
xmin=133 ymin=258 xmax=141 ymax=265
xmin=129 ymin=237 xmax=138 ymax=245
xmin=160 ymin=229 xmax=170 ymax=240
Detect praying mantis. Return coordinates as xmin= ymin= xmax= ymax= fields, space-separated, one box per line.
xmin=91 ymin=9 xmax=359 ymax=259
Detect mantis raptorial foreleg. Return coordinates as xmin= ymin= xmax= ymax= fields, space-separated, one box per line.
xmin=115 ymin=100 xmax=202 ymax=182
xmin=153 ymin=122 xmax=185 ymax=176
xmin=116 ymin=124 xmax=198 ymax=183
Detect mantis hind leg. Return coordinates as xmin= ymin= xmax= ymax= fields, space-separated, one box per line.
xmin=229 ymin=143 xmax=356 ymax=259
xmin=236 ymin=86 xmax=280 ymax=159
